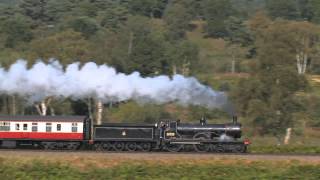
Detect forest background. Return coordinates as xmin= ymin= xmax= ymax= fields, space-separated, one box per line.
xmin=0 ymin=0 xmax=320 ymax=148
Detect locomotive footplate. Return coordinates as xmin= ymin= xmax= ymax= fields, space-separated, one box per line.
xmin=166 ymin=139 xmax=246 ymax=145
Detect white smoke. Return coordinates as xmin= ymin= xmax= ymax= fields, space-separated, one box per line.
xmin=0 ymin=60 xmax=227 ymax=109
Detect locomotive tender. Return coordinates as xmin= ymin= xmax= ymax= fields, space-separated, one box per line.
xmin=0 ymin=115 xmax=250 ymax=152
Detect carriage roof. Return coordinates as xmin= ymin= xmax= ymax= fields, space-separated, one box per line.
xmin=0 ymin=115 xmax=86 ymax=122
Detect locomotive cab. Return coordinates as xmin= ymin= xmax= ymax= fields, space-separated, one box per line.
xmin=158 ymin=120 xmax=179 ymax=140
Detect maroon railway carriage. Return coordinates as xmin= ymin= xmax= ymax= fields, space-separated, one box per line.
xmin=0 ymin=116 xmax=91 ymax=150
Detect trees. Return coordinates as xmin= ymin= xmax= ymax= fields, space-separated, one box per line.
xmin=0 ymin=15 xmax=33 ymax=48
xmin=163 ymin=3 xmax=191 ymax=40
xmin=166 ymin=40 xmax=198 ymax=75
xmin=45 ymin=0 xmax=75 ymax=23
xmin=266 ymin=0 xmax=300 ymax=20
xmin=19 ymin=0 xmax=50 ymax=23
xmin=117 ymin=16 xmax=167 ymax=76
xmin=232 ymin=16 xmax=312 ymax=143
xmin=249 ymin=13 xmax=320 ymax=75
xmin=68 ymin=16 xmax=99 ymax=39
xmin=28 ymin=30 xmax=90 ymax=63
xmin=309 ymin=0 xmax=320 ymax=23
xmin=99 ymin=3 xmax=129 ymax=31
xmin=225 ymin=16 xmax=253 ymax=46
xmin=128 ymin=0 xmax=167 ymax=18
xmin=202 ymin=0 xmax=235 ymax=38
xmin=288 ymin=21 xmax=320 ymax=74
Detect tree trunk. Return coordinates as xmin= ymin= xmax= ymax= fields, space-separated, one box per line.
xmin=87 ymin=98 xmax=93 ymax=120
xmin=231 ymin=57 xmax=236 ymax=74
xmin=35 ymin=97 xmax=52 ymax=116
xmin=40 ymin=100 xmax=47 ymax=116
xmin=35 ymin=103 xmax=42 ymax=115
xmin=172 ymin=64 xmax=177 ymax=75
xmin=95 ymin=99 xmax=103 ymax=125
xmin=302 ymin=54 xmax=308 ymax=74
xmin=296 ymin=52 xmax=308 ymax=74
xmin=128 ymin=31 xmax=134 ymax=55
xmin=182 ymin=59 xmax=190 ymax=76
xmin=6 ymin=96 xmax=10 ymax=114
xmin=50 ymin=107 xmax=55 ymax=116
xmin=284 ymin=128 xmax=292 ymax=145
xmin=11 ymin=95 xmax=16 ymax=115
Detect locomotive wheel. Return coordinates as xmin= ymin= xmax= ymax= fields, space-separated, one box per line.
xmin=165 ymin=143 xmax=183 ymax=152
xmin=125 ymin=142 xmax=137 ymax=151
xmin=94 ymin=143 xmax=103 ymax=151
xmin=43 ymin=144 xmax=50 ymax=150
xmin=193 ymin=133 xmax=211 ymax=152
xmin=212 ymin=144 xmax=224 ymax=153
xmin=101 ymin=142 xmax=112 ymax=151
xmin=139 ymin=142 xmax=151 ymax=152
xmin=49 ymin=143 xmax=57 ymax=150
xmin=66 ymin=143 xmax=79 ymax=150
xmin=113 ymin=142 xmax=125 ymax=151
xmin=231 ymin=144 xmax=245 ymax=153
xmin=42 ymin=142 xmax=56 ymax=150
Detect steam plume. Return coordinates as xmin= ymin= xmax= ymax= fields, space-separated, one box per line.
xmin=0 ymin=60 xmax=227 ymax=109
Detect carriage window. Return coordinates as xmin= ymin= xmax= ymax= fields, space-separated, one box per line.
xmin=15 ymin=124 xmax=20 ymax=130
xmin=57 ymin=124 xmax=61 ymax=131
xmin=32 ymin=123 xmax=38 ymax=132
xmin=72 ymin=123 xmax=77 ymax=132
xmin=46 ymin=123 xmax=52 ymax=132
xmin=23 ymin=124 xmax=28 ymax=130
xmin=0 ymin=122 xmax=10 ymax=131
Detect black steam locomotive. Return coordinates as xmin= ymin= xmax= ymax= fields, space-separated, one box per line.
xmin=92 ymin=116 xmax=250 ymax=153
xmin=0 ymin=115 xmax=250 ymax=153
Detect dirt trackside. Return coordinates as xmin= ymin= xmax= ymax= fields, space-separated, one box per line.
xmin=0 ymin=150 xmax=319 ymax=168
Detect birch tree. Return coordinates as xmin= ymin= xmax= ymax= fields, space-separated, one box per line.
xmin=35 ymin=97 xmax=53 ymax=116
xmin=250 ymin=14 xmax=320 ymax=75
xmin=95 ymin=99 xmax=103 ymax=125
xmin=288 ymin=21 xmax=320 ymax=75
xmin=225 ymin=44 xmax=246 ymax=74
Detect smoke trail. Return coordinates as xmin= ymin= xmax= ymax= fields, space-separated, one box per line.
xmin=0 ymin=60 xmax=228 ymax=109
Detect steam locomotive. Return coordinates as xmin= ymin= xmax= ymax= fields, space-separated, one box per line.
xmin=0 ymin=116 xmax=250 ymax=153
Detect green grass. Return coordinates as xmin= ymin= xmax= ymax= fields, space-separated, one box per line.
xmin=250 ymin=145 xmax=320 ymax=154
xmin=0 ymin=159 xmax=319 ymax=180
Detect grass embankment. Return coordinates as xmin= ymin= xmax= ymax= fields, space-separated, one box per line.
xmin=250 ymin=146 xmax=320 ymax=154
xmin=0 ymin=158 xmax=319 ymax=180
